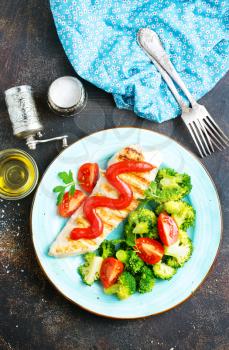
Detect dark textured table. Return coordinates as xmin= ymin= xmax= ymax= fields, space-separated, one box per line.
xmin=0 ymin=1 xmax=228 ymax=349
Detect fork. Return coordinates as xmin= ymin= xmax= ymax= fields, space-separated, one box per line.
xmin=137 ymin=28 xmax=229 ymax=157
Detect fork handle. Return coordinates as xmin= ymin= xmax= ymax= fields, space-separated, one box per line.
xmin=150 ymin=56 xmax=189 ymax=113
xmin=138 ymin=28 xmax=198 ymax=108
xmin=138 ymin=34 xmax=189 ymax=113
xmin=155 ymin=61 xmax=190 ymax=113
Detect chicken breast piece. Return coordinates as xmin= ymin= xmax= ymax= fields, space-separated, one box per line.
xmin=49 ymin=145 xmax=162 ymax=257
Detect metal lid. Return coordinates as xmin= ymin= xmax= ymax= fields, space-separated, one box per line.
xmin=5 ymin=85 xmax=32 ymax=96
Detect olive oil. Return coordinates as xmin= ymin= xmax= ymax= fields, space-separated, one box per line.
xmin=0 ymin=149 xmax=38 ymax=199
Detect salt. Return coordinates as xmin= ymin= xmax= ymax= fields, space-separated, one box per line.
xmin=48 ymin=76 xmax=87 ymax=116
xmin=49 ymin=76 xmax=81 ymax=108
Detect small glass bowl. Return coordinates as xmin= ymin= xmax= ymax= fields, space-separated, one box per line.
xmin=0 ymin=148 xmax=39 ymax=200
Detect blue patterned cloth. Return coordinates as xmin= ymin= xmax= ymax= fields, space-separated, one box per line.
xmin=50 ymin=0 xmax=228 ymax=123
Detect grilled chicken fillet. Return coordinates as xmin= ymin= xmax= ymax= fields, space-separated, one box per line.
xmin=49 ymin=145 xmax=162 ymax=257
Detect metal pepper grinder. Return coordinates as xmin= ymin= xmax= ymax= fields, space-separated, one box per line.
xmin=4 ymin=85 xmax=68 ymax=150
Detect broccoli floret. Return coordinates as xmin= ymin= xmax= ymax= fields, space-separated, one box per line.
xmin=104 ymin=272 xmax=136 ymax=300
xmin=178 ymin=229 xmax=189 ymax=243
xmin=156 ymin=200 xmax=195 ymax=230
xmin=124 ymin=208 xmax=158 ymax=246
xmin=116 ymin=249 xmax=145 ymax=274
xmin=78 ymin=253 xmax=103 ymax=286
xmin=137 ymin=266 xmax=155 ymax=293
xmin=110 ymin=239 xmax=126 ymax=245
xmin=98 ymin=239 xmax=115 ymax=259
xmin=109 ymin=239 xmax=128 ymax=251
xmin=164 ymin=236 xmax=193 ymax=267
xmin=145 ymin=168 xmax=192 ymax=203
xmin=133 ymin=222 xmax=149 ymax=234
xmin=126 ymin=250 xmax=145 ymax=275
xmin=153 ymin=261 xmax=177 ymax=280
xmin=124 ymin=222 xmax=136 ymax=246
xmin=116 ymin=249 xmax=129 ymax=263
xmin=165 ymin=257 xmax=181 ymax=268
xmin=129 ymin=208 xmax=157 ymax=228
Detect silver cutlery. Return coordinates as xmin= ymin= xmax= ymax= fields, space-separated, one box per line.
xmin=137 ymin=28 xmax=229 ymax=157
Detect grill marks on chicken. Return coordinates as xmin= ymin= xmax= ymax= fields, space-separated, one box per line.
xmin=49 ymin=145 xmax=162 ymax=257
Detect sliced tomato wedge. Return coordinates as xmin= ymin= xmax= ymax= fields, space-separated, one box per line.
xmin=157 ymin=212 xmax=179 ymax=246
xmin=77 ymin=163 xmax=99 ymax=193
xmin=100 ymin=257 xmax=124 ymax=288
xmin=58 ymin=190 xmax=86 ymax=218
xmin=135 ymin=237 xmax=164 ymax=264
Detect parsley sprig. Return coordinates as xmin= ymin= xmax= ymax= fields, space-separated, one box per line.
xmin=53 ymin=170 xmax=77 ymax=204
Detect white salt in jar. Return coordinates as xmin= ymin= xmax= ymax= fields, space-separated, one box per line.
xmin=48 ymin=76 xmax=87 ymax=117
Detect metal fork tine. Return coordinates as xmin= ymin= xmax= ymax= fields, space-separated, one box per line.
xmin=205 ymin=115 xmax=229 ymax=145
xmin=202 ymin=120 xmax=226 ymax=150
xmin=198 ymin=119 xmax=214 ymax=153
xmin=209 ymin=137 xmax=223 ymax=151
xmin=196 ymin=119 xmax=213 ymax=155
xmin=186 ymin=123 xmax=204 ymax=158
xmin=204 ymin=117 xmax=228 ymax=147
xmin=191 ymin=121 xmax=208 ymax=157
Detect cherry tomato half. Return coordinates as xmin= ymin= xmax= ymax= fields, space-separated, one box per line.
xmin=100 ymin=257 xmax=124 ymax=288
xmin=58 ymin=190 xmax=86 ymax=218
xmin=78 ymin=163 xmax=99 ymax=193
xmin=135 ymin=237 xmax=164 ymax=264
xmin=157 ymin=212 xmax=179 ymax=246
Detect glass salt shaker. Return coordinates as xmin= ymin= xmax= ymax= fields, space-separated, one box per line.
xmin=48 ymin=76 xmax=87 ymax=117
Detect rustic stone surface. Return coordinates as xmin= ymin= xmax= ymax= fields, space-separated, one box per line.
xmin=0 ymin=1 xmax=228 ymax=349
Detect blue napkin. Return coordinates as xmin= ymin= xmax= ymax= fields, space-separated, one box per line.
xmin=50 ymin=0 xmax=228 ymax=123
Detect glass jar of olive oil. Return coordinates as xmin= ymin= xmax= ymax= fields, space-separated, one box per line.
xmin=0 ymin=149 xmax=38 ymax=200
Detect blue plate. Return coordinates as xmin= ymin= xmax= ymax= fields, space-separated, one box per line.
xmin=31 ymin=128 xmax=222 ymax=318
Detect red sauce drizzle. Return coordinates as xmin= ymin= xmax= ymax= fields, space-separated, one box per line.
xmin=70 ymin=160 xmax=155 ymax=240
